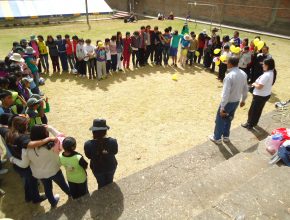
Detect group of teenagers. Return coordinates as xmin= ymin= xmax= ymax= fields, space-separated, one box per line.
xmin=2 ymin=23 xmax=273 ymax=84
xmin=0 ymin=50 xmax=118 ymax=206
xmin=0 ymin=21 xmax=278 ymax=208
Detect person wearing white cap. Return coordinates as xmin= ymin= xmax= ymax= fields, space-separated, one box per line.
xmin=9 ymin=53 xmax=24 ymax=63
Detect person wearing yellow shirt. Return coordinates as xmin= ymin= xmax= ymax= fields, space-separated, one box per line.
xmin=37 ymin=35 xmax=49 ymax=73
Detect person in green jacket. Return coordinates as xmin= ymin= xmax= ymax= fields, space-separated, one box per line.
xmin=181 ymin=23 xmax=189 ymax=35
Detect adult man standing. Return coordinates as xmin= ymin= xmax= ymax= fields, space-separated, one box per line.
xmin=209 ymin=56 xmax=248 ymax=144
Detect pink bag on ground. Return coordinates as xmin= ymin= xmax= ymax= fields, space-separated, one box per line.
xmin=266 ymin=128 xmax=290 ymax=155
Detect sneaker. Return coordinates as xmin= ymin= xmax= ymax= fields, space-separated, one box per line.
xmin=0 ymin=169 xmax=8 ymax=175
xmin=72 ymin=69 xmax=78 ymax=74
xmin=33 ymin=195 xmax=47 ymax=204
xmin=223 ymin=137 xmax=230 ymax=143
xmin=51 ymin=194 xmax=60 ymax=208
xmin=209 ymin=135 xmax=222 ymax=144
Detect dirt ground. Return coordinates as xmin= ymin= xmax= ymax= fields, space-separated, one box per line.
xmin=0 ymin=19 xmax=289 ymax=220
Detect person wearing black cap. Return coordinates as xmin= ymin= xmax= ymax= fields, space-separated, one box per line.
xmin=25 ymin=97 xmax=45 ymax=129
xmin=84 ymin=119 xmax=118 ymax=189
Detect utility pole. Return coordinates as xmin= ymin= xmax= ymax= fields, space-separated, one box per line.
xmin=85 ymin=0 xmax=91 ymax=30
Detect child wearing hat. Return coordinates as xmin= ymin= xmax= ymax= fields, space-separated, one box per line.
xmin=95 ymin=41 xmax=107 ymax=80
xmin=20 ymin=77 xmax=33 ymax=101
xmin=60 ymin=137 xmax=88 ymax=199
xmin=25 ymin=97 xmax=44 ymax=129
xmin=84 ymin=119 xmax=118 ymax=189
xmin=30 ymin=94 xmax=50 ymax=124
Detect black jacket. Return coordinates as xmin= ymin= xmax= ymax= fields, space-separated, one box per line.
xmin=84 ymin=137 xmax=118 ymax=173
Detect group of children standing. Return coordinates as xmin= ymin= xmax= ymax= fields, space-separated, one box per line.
xmin=3 ymin=23 xmax=272 ymax=85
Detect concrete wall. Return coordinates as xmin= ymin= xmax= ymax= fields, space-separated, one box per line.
xmin=105 ymin=0 xmax=290 ymax=36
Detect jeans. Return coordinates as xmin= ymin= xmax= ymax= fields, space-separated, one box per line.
xmin=111 ymin=54 xmax=117 ymax=71
xmin=194 ymin=47 xmax=204 ymax=64
xmin=155 ymin=44 xmax=163 ymax=65
xmin=218 ymin=62 xmax=227 ymax=80
xmin=132 ymin=50 xmax=139 ymax=67
xmin=50 ymin=55 xmax=60 ymax=72
xmin=14 ymin=166 xmax=41 ymax=202
xmin=247 ymin=95 xmax=271 ymax=127
xmin=106 ymin=60 xmax=111 ymax=73
xmin=93 ymin=170 xmax=116 ymax=189
xmin=32 ymin=71 xmax=40 ymax=88
xmin=145 ymin=44 xmax=154 ymax=62
xmin=78 ymin=60 xmax=87 ymax=76
xmin=186 ymin=51 xmax=195 ymax=65
xmin=138 ymin=48 xmax=145 ymax=66
xmin=97 ymin=61 xmax=106 ymax=79
xmin=59 ymin=52 xmax=68 ymax=71
xmin=39 ymin=54 xmax=49 ymax=71
xmin=41 ymin=170 xmax=71 ymax=206
xmin=278 ymin=147 xmax=290 ymax=166
xmin=86 ymin=58 xmax=95 ymax=77
xmin=31 ymin=86 xmax=40 ymax=95
xmin=68 ymin=180 xmax=88 ymax=199
xmin=117 ymin=52 xmax=122 ymax=70
xmin=214 ymin=101 xmax=240 ymax=140
xmin=67 ymin=54 xmax=76 ymax=70
xmin=163 ymin=46 xmax=170 ymax=65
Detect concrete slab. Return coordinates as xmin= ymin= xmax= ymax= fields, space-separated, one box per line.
xmin=38 ymin=111 xmax=287 ymax=220
xmin=195 ymin=166 xmax=290 ymax=220
xmin=119 ymin=142 xmax=271 ymax=219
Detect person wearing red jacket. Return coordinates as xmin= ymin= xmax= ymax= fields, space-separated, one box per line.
xmin=65 ymin=34 xmax=76 ymax=73
xmin=123 ymin=32 xmax=131 ymax=69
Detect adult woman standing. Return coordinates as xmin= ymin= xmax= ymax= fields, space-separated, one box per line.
xmin=242 ymin=58 xmax=277 ymax=129
xmin=84 ymin=119 xmax=118 ymax=189
xmin=10 ymin=124 xmax=71 ymax=207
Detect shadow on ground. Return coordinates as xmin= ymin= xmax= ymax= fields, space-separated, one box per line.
xmin=42 ymin=63 xmax=212 ymax=92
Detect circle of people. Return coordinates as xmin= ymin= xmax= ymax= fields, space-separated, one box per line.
xmin=0 ymin=22 xmax=276 ymax=208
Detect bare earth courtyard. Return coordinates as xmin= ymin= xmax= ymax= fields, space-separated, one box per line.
xmin=0 ymin=19 xmax=289 ymax=219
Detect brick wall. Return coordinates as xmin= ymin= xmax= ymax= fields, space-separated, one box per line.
xmin=105 ymin=0 xmax=290 ymax=36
